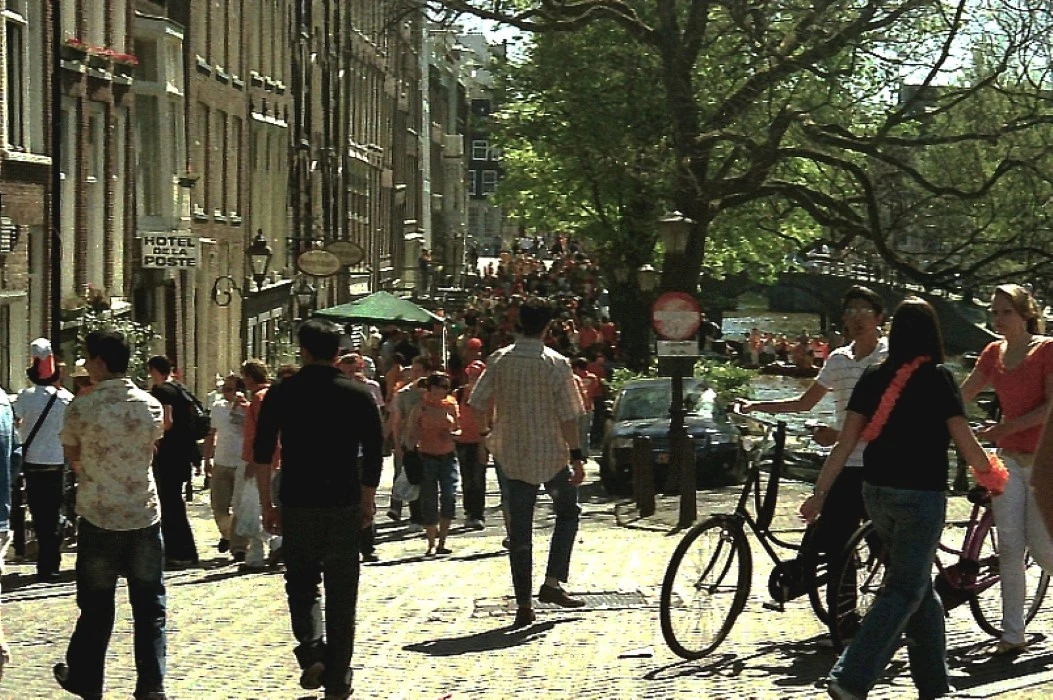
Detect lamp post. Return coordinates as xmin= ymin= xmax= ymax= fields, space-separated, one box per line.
xmin=656 ymin=211 xmax=697 ymax=527
xmin=292 ymin=274 xmax=317 ymax=320
xmin=211 ymin=229 xmax=274 ymax=306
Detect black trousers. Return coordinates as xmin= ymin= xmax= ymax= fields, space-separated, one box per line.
xmin=24 ymin=466 xmax=65 ymax=575
xmin=284 ymin=505 xmax=360 ymax=695
xmin=152 ymin=459 xmax=199 ymax=563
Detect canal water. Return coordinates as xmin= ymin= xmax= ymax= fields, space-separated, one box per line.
xmin=723 ymin=303 xmax=978 ymax=435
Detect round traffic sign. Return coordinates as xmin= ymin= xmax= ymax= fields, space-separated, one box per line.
xmin=651 ymin=291 xmax=701 ymax=340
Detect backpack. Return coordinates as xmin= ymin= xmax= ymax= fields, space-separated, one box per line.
xmin=172 ymin=382 xmax=212 ymax=440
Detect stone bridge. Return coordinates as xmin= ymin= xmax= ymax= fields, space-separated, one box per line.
xmin=701 ymin=270 xmax=997 ymax=355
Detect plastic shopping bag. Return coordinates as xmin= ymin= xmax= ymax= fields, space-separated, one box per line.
xmin=235 ymin=478 xmax=264 ymax=538
xmin=392 ymin=469 xmax=420 ymax=503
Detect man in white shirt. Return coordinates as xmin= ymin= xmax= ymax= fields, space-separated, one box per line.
xmin=12 ymin=338 xmax=73 ymax=582
xmin=202 ymin=375 xmax=249 ymax=558
xmin=740 ymin=286 xmax=887 ymax=611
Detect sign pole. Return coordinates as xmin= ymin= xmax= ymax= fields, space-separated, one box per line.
xmin=650 ymin=292 xmax=701 ymax=527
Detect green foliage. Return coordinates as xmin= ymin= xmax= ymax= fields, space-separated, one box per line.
xmin=75 ymin=310 xmax=160 ymax=386
xmin=445 ymin=0 xmax=1053 ymax=300
xmin=608 ymin=359 xmax=757 ymax=407
xmin=693 ymin=359 xmax=758 ymax=407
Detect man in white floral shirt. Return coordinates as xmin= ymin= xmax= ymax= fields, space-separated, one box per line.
xmin=54 ymin=330 xmax=167 ymax=700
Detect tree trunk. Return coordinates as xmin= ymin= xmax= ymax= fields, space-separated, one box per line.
xmin=608 ymin=280 xmax=653 ymax=371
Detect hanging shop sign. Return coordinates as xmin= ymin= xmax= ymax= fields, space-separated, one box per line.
xmin=296 ymin=248 xmax=342 ymax=277
xmin=325 ymin=240 xmax=366 ymax=268
xmin=141 ymin=234 xmax=199 ymax=268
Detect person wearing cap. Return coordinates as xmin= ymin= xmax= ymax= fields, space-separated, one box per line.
xmin=455 ymin=360 xmax=487 ymax=529
xmin=13 ymin=338 xmax=74 ymax=582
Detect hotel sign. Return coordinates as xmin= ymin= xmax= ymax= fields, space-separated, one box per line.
xmin=141 ymin=234 xmax=200 ymax=268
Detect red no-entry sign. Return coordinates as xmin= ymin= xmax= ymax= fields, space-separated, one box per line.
xmin=651 ymin=292 xmax=701 ymax=341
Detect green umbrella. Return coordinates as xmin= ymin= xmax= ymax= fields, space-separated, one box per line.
xmin=313 ymin=291 xmax=443 ymax=326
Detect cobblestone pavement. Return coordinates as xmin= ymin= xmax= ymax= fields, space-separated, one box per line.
xmin=2 ymin=459 xmax=1052 ymax=699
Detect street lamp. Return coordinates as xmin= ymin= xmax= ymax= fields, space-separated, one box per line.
xmin=247 ymin=229 xmax=274 ymax=288
xmin=657 ymin=211 xmax=693 ymax=259
xmin=211 ymin=229 xmax=274 ymax=307
xmin=292 ymin=274 xmax=317 ymax=320
xmin=656 ymin=211 xmax=697 ymax=527
xmin=637 ymin=264 xmax=658 ymax=292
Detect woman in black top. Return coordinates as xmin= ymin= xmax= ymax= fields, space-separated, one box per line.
xmin=800 ymin=298 xmax=998 ymax=700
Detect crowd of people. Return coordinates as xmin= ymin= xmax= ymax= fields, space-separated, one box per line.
xmin=8 ymin=240 xmax=1053 ymax=700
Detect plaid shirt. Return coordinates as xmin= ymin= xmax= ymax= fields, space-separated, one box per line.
xmin=468 ymin=337 xmax=585 ymax=485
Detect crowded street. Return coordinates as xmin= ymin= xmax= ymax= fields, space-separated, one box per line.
xmin=0 ymin=457 xmax=1050 ymax=699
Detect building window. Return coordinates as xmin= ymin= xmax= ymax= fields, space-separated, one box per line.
xmin=136 ymin=95 xmax=162 ymax=216
xmin=4 ymin=19 xmax=24 ymax=150
xmin=488 ymin=146 xmax=501 ymax=161
xmin=471 ymin=139 xmax=488 ymax=161
xmin=467 ymin=169 xmax=477 ymax=196
xmin=482 ymin=170 xmax=498 ymax=195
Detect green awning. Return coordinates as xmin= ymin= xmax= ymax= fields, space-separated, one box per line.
xmin=313 ymin=291 xmax=443 ymax=326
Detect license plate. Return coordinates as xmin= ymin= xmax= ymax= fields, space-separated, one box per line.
xmin=656 ymin=453 xmax=670 ymax=464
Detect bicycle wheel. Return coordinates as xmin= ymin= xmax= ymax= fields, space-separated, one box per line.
xmin=827 ymin=522 xmax=886 ymax=651
xmin=660 ymin=515 xmax=752 ymax=659
xmin=968 ymin=515 xmax=1051 ymax=637
xmin=799 ymin=525 xmax=831 ymax=625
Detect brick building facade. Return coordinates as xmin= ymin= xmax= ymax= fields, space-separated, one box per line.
xmin=0 ymin=1 xmax=481 ymax=392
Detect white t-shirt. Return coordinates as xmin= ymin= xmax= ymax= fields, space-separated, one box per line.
xmin=13 ymin=385 xmax=74 ymax=465
xmin=816 ymin=337 xmax=888 ymax=468
xmin=210 ymin=398 xmax=247 ymax=467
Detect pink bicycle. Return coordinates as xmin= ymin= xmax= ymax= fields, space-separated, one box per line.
xmin=827 ymin=485 xmax=1050 ymax=650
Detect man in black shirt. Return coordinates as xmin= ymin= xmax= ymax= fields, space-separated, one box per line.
xmin=253 ymin=320 xmax=383 ymax=700
xmin=147 ymin=355 xmax=200 ymax=566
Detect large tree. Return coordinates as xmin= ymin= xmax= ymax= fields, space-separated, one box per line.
xmin=398 ymin=0 xmax=1053 ymax=296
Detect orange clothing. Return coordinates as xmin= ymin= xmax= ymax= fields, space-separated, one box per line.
xmin=455 ymin=386 xmax=482 ymax=444
xmin=242 ymin=384 xmax=280 ymax=467
xmin=574 ymin=369 xmax=600 ymax=411
xmin=417 ymin=396 xmax=460 ymax=456
xmin=578 ymin=327 xmax=601 ymax=349
xmin=976 ymin=338 xmax=1053 ymax=453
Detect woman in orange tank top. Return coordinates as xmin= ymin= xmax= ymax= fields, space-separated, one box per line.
xmin=408 ymin=372 xmax=461 ymax=556
xmin=961 ymin=284 xmax=1053 ymax=654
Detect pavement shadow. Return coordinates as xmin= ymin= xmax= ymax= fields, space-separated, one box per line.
xmin=403 ymin=617 xmax=578 ymax=656
xmin=947 ymin=635 xmax=1053 ymax=692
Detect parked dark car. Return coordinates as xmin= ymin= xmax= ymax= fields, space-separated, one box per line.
xmin=597 ymin=377 xmax=747 ymax=496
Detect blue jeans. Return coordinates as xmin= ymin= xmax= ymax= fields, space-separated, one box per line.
xmin=830 ymin=484 xmax=948 ymax=698
xmin=65 ymin=518 xmax=166 ymax=698
xmin=282 ymin=506 xmax=361 ymax=696
xmin=506 ymin=467 xmax=581 ymax=607
xmin=419 ymin=453 xmax=459 ymax=525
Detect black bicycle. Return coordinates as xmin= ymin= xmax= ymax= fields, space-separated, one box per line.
xmin=659 ymin=410 xmax=831 ymax=659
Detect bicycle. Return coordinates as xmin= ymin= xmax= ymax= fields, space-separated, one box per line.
xmin=827 ymin=484 xmax=1051 ymax=650
xmin=659 ymin=410 xmax=834 ymax=659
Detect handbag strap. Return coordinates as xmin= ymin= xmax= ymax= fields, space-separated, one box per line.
xmin=22 ymin=390 xmax=60 ymax=454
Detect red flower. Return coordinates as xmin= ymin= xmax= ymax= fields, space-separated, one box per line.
xmin=859 ymin=356 xmax=931 ymax=443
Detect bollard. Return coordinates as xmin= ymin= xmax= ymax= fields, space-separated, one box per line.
xmin=632 ymin=435 xmax=655 ymax=517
